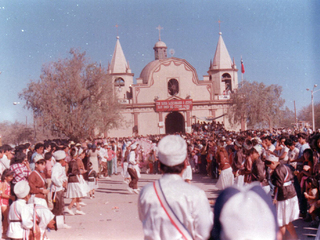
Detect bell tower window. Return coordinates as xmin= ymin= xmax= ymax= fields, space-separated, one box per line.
xmin=221 ymin=73 xmax=232 ymax=92
xmin=114 ymin=78 xmax=125 ymax=87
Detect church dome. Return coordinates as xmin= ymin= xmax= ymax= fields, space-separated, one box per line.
xmin=154 ymin=41 xmax=167 ymax=48
xmin=139 ymin=60 xmax=160 ymax=84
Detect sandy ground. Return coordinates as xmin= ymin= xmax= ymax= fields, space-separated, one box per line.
xmin=47 ymin=169 xmax=319 ymax=240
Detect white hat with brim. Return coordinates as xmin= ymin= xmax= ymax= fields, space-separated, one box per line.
xmin=253 ymin=145 xmax=262 ymax=155
xmin=14 ymin=180 xmax=30 ymax=199
xmin=53 ymin=150 xmax=66 ymax=161
xmin=266 ymin=154 xmax=279 ymax=162
xmin=158 ymin=135 xmax=187 ymax=166
xmin=34 ymin=154 xmax=45 ymax=163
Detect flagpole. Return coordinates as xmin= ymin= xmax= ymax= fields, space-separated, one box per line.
xmin=240 ymin=56 xmax=245 ymax=85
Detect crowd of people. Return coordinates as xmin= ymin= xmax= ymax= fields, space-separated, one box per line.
xmin=0 ymin=119 xmax=319 ymax=239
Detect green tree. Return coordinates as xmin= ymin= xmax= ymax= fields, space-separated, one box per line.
xmin=20 ymin=49 xmax=122 ymax=141
xmin=228 ymin=80 xmax=285 ymax=131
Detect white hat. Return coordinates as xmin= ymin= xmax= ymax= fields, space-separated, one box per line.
xmin=253 ymin=145 xmax=262 ymax=155
xmin=53 ymin=150 xmax=66 ymax=161
xmin=266 ymin=154 xmax=279 ymax=162
xmin=131 ymin=144 xmax=137 ymax=150
xmin=14 ymin=180 xmax=30 ymax=199
xmin=158 ymin=135 xmax=187 ymax=166
xmin=78 ymin=148 xmax=83 ymax=155
xmin=212 ymin=183 xmax=277 ymax=240
xmin=104 ymin=142 xmax=108 ymax=146
xmin=34 ymin=154 xmax=45 ymax=163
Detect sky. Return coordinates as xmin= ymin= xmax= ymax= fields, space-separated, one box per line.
xmin=0 ymin=0 xmax=319 ymax=124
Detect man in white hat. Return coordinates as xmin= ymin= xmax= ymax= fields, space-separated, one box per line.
xmin=138 ymin=135 xmax=213 ymax=240
xmin=51 ymin=150 xmax=68 ymax=217
xmin=7 ymin=180 xmax=33 ymax=239
xmin=127 ymin=143 xmax=139 ymax=193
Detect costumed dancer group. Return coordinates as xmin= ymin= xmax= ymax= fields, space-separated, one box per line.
xmin=213 ymin=137 xmax=300 ymax=239
xmin=0 ymin=144 xmax=99 ymax=240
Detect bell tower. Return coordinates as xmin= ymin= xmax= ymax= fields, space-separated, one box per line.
xmin=207 ymin=32 xmax=238 ymax=98
xmin=107 ymin=36 xmax=134 ymax=102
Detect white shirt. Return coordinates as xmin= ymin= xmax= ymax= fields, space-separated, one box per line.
xmin=7 ymin=199 xmax=33 ymax=239
xmin=128 ymin=151 xmax=136 ymax=168
xmin=263 ymin=144 xmax=275 ymax=159
xmin=278 ymin=145 xmax=289 ymax=162
xmin=0 ymin=154 xmax=10 ymax=170
xmin=138 ymin=174 xmax=213 ymax=240
xmin=100 ymin=148 xmax=108 ymax=162
xmin=51 ymin=162 xmax=67 ymax=192
xmin=288 ymin=147 xmax=299 ymax=162
xmin=32 ymin=204 xmax=54 ymax=234
xmin=299 ymin=143 xmax=311 ymax=158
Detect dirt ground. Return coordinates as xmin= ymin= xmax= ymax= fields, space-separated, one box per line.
xmin=47 ymin=169 xmax=318 ymax=240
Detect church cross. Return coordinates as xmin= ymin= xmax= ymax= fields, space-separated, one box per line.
xmin=115 ymin=24 xmax=120 ymax=36
xmin=156 ymin=25 xmax=163 ymax=41
xmin=218 ymin=20 xmax=222 ymax=32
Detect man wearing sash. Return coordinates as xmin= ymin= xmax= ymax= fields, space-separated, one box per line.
xmin=138 ymin=135 xmax=213 ymax=240
xmin=7 ymin=180 xmax=33 ymax=239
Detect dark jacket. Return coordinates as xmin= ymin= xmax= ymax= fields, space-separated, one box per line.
xmin=251 ymin=158 xmax=268 ymax=186
xmin=271 ymin=163 xmax=296 ymax=201
xmin=67 ymin=160 xmax=80 ymax=183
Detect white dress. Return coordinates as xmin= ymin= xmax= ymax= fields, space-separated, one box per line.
xmin=66 ymin=177 xmax=87 ymax=199
xmin=216 ymin=167 xmax=234 ymax=190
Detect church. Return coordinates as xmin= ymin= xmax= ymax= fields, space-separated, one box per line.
xmin=106 ymin=29 xmax=240 ymax=137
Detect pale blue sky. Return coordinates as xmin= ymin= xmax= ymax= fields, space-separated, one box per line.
xmin=0 ymin=0 xmax=319 ymax=124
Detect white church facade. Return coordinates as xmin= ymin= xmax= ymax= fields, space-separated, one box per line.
xmin=106 ymin=31 xmax=240 ymax=137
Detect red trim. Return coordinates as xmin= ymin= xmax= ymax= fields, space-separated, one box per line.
xmin=153 ymin=182 xmax=189 ymax=240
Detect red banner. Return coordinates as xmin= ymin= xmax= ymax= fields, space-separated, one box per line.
xmin=155 ymin=99 xmax=193 ymax=112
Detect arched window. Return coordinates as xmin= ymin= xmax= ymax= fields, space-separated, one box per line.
xmin=221 ymin=73 xmax=232 ymax=93
xmin=168 ymin=79 xmax=179 ymax=96
xmin=114 ymin=78 xmax=125 ymax=87
xmin=221 ymin=73 xmax=231 ymax=80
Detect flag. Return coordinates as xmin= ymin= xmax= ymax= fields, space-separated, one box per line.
xmin=241 ymin=58 xmax=245 ymax=74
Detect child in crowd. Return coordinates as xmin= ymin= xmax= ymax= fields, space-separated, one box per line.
xmin=28 ymin=155 xmax=50 ymax=207
xmin=87 ymin=162 xmax=98 ymax=199
xmin=1 ymin=169 xmax=15 ymax=236
xmin=304 ymin=177 xmax=319 ymax=226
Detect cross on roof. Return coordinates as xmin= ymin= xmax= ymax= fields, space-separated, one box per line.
xmin=218 ymin=20 xmax=222 ymax=33
xmin=156 ymin=25 xmax=163 ymax=41
xmin=115 ymin=24 xmax=120 ymax=36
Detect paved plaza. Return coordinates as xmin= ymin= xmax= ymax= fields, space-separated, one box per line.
xmin=47 ymin=169 xmax=318 ymax=240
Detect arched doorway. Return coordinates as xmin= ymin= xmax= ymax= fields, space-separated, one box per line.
xmin=165 ymin=112 xmax=185 ymax=134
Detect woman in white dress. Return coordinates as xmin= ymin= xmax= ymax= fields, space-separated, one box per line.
xmin=182 ymin=154 xmax=192 ymax=183
xmin=64 ymin=148 xmax=86 ymax=216
xmin=87 ymin=145 xmax=99 ymax=174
